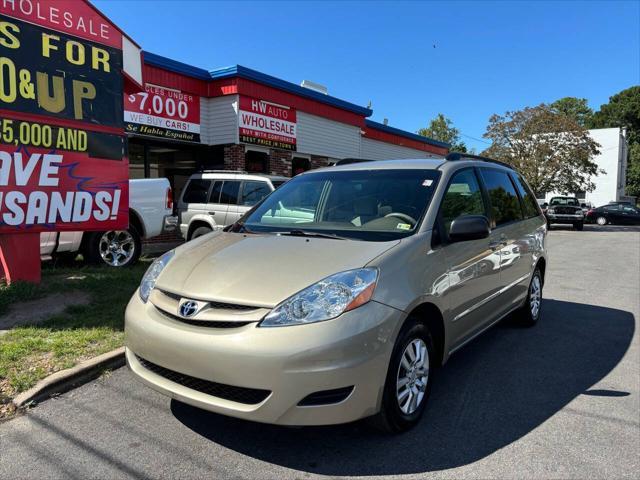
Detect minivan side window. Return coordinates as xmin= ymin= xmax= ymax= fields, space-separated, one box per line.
xmin=182 ymin=179 xmax=211 ymax=204
xmin=220 ymin=181 xmax=240 ymax=205
xmin=510 ymin=173 xmax=540 ymax=218
xmin=480 ymin=168 xmax=524 ymax=226
xmin=441 ymin=169 xmax=487 ymax=236
xmin=209 ymin=181 xmax=223 ymax=203
xmin=240 ymin=181 xmax=272 ymax=206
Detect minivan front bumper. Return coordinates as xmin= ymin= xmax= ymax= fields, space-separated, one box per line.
xmin=124 ymin=292 xmax=404 ymax=425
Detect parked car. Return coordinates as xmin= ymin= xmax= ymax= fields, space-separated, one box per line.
xmin=177 ymin=171 xmax=288 ymax=240
xmin=41 ymin=178 xmax=176 ymax=267
xmin=580 ymin=201 xmax=594 ymax=215
xmin=586 ymin=203 xmax=640 ymax=225
xmin=125 ymin=154 xmax=547 ymax=433
xmin=544 ymin=196 xmax=584 ymax=230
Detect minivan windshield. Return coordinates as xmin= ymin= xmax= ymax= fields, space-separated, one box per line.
xmin=239 ymin=169 xmax=441 ymax=241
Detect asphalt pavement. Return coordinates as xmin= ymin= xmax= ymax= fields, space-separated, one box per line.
xmin=1 ymin=225 xmax=639 ymax=479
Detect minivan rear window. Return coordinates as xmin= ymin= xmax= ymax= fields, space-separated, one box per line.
xmin=510 ymin=174 xmax=541 ymax=218
xmin=480 ymin=168 xmax=524 ymax=226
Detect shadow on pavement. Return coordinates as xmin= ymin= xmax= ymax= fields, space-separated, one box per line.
xmin=171 ymin=299 xmax=635 ymax=476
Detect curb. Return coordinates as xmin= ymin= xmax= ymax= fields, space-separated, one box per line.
xmin=12 ymin=347 xmax=126 ymax=409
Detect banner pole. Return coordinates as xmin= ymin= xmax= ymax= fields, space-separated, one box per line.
xmin=0 ymin=234 xmax=41 ymax=284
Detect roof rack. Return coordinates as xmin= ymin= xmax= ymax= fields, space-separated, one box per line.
xmin=445 ymin=152 xmax=513 ymax=169
xmin=333 ymin=158 xmax=375 ymax=166
xmin=199 ymin=169 xmax=248 ymax=174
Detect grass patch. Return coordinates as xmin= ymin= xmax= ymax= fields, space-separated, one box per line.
xmin=0 ymin=261 xmax=149 ymax=412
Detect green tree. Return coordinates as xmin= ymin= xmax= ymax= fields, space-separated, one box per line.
xmin=417 ymin=113 xmax=468 ymax=152
xmin=588 ymin=86 xmax=640 ymax=199
xmin=482 ymin=104 xmax=601 ymax=195
xmin=588 ymin=86 xmax=640 ymax=144
xmin=550 ymin=97 xmax=594 ymax=127
xmin=626 ymin=143 xmax=640 ymax=198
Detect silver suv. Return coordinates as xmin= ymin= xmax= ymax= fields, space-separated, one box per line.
xmin=177 ymin=171 xmax=287 ymax=240
xmin=126 ymin=154 xmax=547 ymax=432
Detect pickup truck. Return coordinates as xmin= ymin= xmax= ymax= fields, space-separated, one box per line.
xmin=40 ymin=178 xmax=177 ymax=267
xmin=543 ymin=196 xmax=585 ymax=230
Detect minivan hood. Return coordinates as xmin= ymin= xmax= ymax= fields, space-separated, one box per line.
xmin=155 ymin=232 xmax=399 ymax=307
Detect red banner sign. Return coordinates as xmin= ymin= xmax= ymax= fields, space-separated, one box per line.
xmin=0 ymin=0 xmax=122 ymax=48
xmin=239 ymin=96 xmax=296 ymax=151
xmin=124 ymin=84 xmax=201 ymax=143
xmin=0 ymin=3 xmax=128 ymax=234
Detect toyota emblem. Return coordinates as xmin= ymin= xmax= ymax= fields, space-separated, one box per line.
xmin=179 ymin=300 xmax=199 ymax=318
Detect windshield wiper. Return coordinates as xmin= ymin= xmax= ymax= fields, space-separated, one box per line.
xmin=226 ymin=221 xmax=255 ymax=234
xmin=280 ymin=229 xmax=348 ymax=240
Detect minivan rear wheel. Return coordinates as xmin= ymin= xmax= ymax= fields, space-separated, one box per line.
xmin=369 ymin=319 xmax=434 ymax=433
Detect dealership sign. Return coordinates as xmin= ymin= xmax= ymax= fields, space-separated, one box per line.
xmin=239 ymin=96 xmax=296 ymax=151
xmin=0 ymin=2 xmax=130 ymax=234
xmin=124 ymin=84 xmax=201 ymax=143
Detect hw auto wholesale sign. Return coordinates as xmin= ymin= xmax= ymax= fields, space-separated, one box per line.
xmin=239 ymin=96 xmax=296 ymax=151
xmin=125 ymin=84 xmax=201 ymax=142
xmin=0 ymin=0 xmax=128 ymax=234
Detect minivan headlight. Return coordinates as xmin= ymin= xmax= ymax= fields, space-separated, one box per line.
xmin=139 ymin=250 xmax=175 ymax=303
xmin=260 ymin=268 xmax=378 ymax=327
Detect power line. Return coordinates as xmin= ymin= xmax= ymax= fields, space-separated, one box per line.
xmin=460 ymin=132 xmax=491 ymax=144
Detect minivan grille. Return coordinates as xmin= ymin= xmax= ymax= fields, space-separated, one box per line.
xmin=158 ymin=290 xmax=258 ymax=311
xmin=153 ymin=305 xmax=252 ymax=329
xmin=135 ymin=355 xmax=271 ymax=405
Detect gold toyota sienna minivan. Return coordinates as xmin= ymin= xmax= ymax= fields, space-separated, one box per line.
xmin=125 ymin=154 xmax=547 ymax=432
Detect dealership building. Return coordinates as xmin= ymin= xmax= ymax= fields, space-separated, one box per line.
xmin=126 ymin=52 xmax=450 ymax=200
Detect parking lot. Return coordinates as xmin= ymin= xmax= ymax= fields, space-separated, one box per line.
xmin=1 ymin=225 xmax=638 ymax=480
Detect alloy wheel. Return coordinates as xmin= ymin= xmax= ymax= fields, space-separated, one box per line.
xmin=99 ymin=230 xmax=135 ymax=267
xmin=396 ymin=338 xmax=429 ymax=415
xmin=597 ymin=216 xmax=607 ymax=226
xmin=530 ymin=274 xmax=542 ymax=319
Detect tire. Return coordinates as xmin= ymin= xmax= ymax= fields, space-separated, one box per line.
xmin=516 ymin=267 xmax=543 ymax=327
xmin=573 ymin=222 xmax=584 ymax=231
xmin=190 ymin=226 xmax=213 ymax=240
xmin=369 ymin=319 xmax=435 ymax=433
xmin=596 ymin=216 xmax=608 ymax=226
xmin=84 ymin=228 xmax=141 ymax=267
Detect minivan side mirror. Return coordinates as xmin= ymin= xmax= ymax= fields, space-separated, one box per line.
xmin=449 ymin=215 xmax=490 ymax=242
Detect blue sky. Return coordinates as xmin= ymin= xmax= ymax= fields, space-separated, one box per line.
xmin=95 ymin=0 xmax=640 ymax=152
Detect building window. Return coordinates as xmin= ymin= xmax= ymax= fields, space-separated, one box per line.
xmin=245 ymin=150 xmax=269 ymax=173
xmin=292 ymin=157 xmax=310 ymax=176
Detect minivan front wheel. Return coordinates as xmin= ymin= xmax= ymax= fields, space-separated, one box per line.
xmin=370 ymin=319 xmax=434 ymax=433
xmin=517 ymin=267 xmax=543 ymax=326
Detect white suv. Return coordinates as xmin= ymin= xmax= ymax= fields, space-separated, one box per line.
xmin=178 ymin=171 xmax=287 ymax=240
